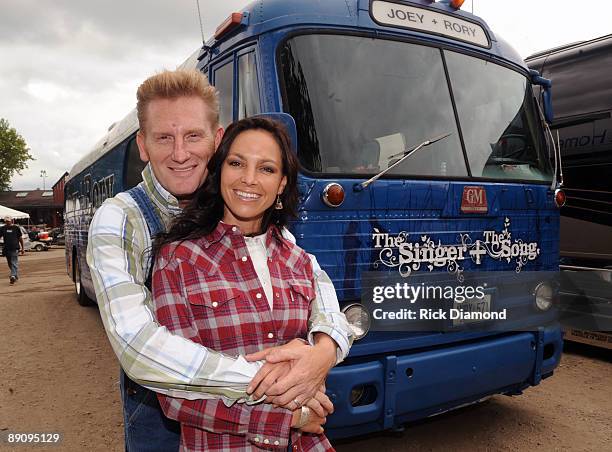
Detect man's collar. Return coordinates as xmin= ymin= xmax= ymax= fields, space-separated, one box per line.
xmin=141 ymin=164 xmax=181 ymax=213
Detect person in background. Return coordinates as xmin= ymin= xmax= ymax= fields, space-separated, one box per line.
xmin=152 ymin=117 xmax=336 ymax=451
xmin=0 ymin=216 xmax=25 ymax=284
xmin=28 ymin=226 xmax=39 ymax=241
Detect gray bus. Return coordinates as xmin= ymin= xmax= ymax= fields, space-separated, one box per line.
xmin=526 ymin=35 xmax=612 ymax=348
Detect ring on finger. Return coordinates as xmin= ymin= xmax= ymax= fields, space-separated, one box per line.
xmin=293 ymin=398 xmax=302 ymax=408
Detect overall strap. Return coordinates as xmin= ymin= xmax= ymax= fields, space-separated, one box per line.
xmin=126 ymin=185 xmax=165 ymax=289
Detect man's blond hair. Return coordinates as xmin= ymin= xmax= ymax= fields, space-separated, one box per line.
xmin=136 ymin=69 xmax=219 ymax=132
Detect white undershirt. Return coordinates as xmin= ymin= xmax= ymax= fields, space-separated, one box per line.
xmin=245 ymin=233 xmax=273 ymax=309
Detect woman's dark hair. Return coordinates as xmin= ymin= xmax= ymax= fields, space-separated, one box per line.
xmin=154 ymin=117 xmax=300 ymax=253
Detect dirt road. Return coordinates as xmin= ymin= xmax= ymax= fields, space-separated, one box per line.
xmin=1 ymin=250 xmax=610 ymax=451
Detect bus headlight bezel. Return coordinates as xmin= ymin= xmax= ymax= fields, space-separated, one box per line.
xmin=342 ymin=303 xmax=371 ymax=340
xmin=533 ymin=281 xmax=555 ymax=311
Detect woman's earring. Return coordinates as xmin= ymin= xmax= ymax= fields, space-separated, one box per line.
xmin=275 ymin=194 xmax=283 ymax=210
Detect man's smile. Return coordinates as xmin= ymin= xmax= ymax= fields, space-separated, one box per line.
xmin=169 ymin=164 xmax=198 ymax=173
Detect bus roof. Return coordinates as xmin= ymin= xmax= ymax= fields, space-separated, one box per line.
xmin=525 ymin=34 xmax=612 ymax=119
xmin=205 ymin=0 xmax=522 ymax=64
xmin=525 ymin=34 xmax=612 ymax=63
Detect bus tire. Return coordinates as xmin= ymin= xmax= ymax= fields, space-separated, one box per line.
xmin=74 ymin=255 xmax=94 ymax=307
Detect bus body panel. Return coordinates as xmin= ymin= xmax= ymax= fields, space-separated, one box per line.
xmin=295 ymin=179 xmax=559 ymax=302
xmin=65 ymin=139 xmax=132 ymax=300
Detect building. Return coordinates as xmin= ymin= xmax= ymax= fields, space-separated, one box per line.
xmin=0 ymin=172 xmax=69 ymax=227
xmin=52 ymin=172 xmax=69 ymax=207
xmin=0 ymin=188 xmax=64 ymax=227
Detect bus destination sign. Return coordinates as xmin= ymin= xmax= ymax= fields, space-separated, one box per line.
xmin=371 ymin=1 xmax=490 ymax=48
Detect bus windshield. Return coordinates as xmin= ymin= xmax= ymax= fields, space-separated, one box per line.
xmin=279 ymin=34 xmax=552 ymax=182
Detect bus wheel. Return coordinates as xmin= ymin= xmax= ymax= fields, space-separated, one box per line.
xmin=74 ymin=255 xmax=94 ymax=307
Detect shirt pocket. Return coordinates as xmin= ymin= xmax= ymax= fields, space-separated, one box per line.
xmin=185 ymin=283 xmax=241 ymax=311
xmin=184 ymin=283 xmax=247 ymax=352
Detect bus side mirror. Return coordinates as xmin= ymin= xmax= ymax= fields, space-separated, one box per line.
xmin=255 ymin=112 xmax=299 ymax=153
xmin=529 ymin=69 xmax=553 ymax=124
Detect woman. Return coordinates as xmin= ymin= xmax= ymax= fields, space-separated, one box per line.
xmin=152 ymin=117 xmax=334 ymax=451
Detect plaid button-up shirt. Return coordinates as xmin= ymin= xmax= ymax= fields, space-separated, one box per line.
xmin=153 ymin=222 xmax=334 ymax=451
xmin=87 ymin=164 xmax=352 ymax=402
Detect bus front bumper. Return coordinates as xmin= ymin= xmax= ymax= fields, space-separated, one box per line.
xmin=325 ymin=324 xmax=562 ymax=439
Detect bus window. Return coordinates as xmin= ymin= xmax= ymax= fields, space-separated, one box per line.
xmin=214 ymin=61 xmax=234 ymax=128
xmin=237 ymin=52 xmax=261 ymax=120
xmin=445 ymin=51 xmax=553 ymax=182
xmin=65 ymin=197 xmax=74 ymax=215
xmin=279 ymin=34 xmax=467 ymax=177
xmin=124 ymin=137 xmax=146 ymax=189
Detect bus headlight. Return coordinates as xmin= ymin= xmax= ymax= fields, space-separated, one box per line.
xmin=533 ymin=282 xmax=554 ymax=311
xmin=342 ymin=303 xmax=370 ymax=340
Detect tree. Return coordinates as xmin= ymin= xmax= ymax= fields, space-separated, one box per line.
xmin=0 ymin=118 xmax=34 ymax=191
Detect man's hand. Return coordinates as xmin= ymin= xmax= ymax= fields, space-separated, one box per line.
xmin=248 ymin=361 xmax=293 ymax=401
xmin=246 ymin=339 xmax=306 ymax=400
xmin=246 ymin=335 xmax=337 ymax=407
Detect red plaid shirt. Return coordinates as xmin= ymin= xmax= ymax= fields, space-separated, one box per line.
xmin=152 ymin=222 xmax=334 ymax=452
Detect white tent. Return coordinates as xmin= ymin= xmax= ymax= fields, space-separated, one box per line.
xmin=0 ymin=204 xmax=30 ymax=220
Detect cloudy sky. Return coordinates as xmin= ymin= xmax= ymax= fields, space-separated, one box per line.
xmin=2 ymin=0 xmax=611 ymax=190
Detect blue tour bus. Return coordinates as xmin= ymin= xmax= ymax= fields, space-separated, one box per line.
xmin=65 ymin=0 xmax=564 ymax=439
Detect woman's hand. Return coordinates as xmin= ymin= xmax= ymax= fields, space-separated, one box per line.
xmin=304 ymin=387 xmax=334 ymax=418
xmin=290 ymin=406 xmax=327 ymax=435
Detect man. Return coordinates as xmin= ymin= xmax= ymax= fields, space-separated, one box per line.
xmin=87 ymin=69 xmax=352 ymax=451
xmin=1 ymin=216 xmax=25 ymax=284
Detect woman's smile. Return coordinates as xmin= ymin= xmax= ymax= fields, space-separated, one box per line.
xmin=233 ymin=189 xmax=262 ymax=201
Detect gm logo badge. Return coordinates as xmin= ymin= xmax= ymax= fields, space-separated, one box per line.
xmin=461 ymin=186 xmax=488 ymax=213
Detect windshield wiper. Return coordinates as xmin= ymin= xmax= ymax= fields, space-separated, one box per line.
xmin=353 ymin=132 xmax=452 ymax=191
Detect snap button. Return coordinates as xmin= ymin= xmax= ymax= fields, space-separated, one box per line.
xmin=267 ymin=332 xmax=274 ymax=339
xmin=212 ymin=301 xmax=218 ymax=308
xmin=241 ymin=256 xmax=248 ymax=262
xmin=275 ymin=292 xmax=280 ymax=298
xmin=256 ymin=293 xmax=262 ymax=299
xmin=274 ymin=440 xmax=280 ymax=446
xmin=232 ymin=226 xmax=237 ymax=232
xmin=263 ymin=439 xmax=270 ymax=445
xmin=253 ymin=437 xmax=260 ymax=442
